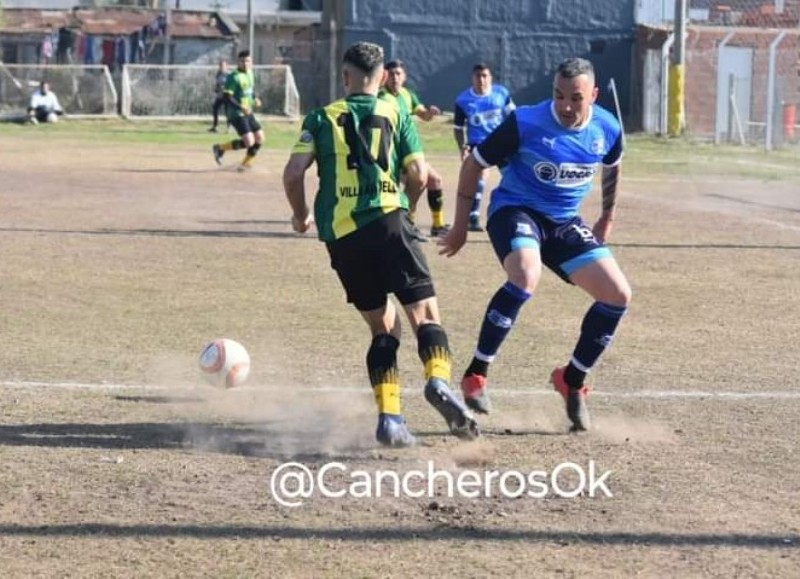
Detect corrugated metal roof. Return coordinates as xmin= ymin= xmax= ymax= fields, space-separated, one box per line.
xmin=0 ymin=9 xmax=70 ymax=33
xmin=75 ymin=9 xmax=156 ymax=36
xmin=0 ymin=8 xmax=237 ymax=38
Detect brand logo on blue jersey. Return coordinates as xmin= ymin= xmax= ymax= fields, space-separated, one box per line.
xmin=533 ymin=162 xmax=559 ymax=182
xmin=534 ymin=162 xmax=596 ymax=188
xmin=591 ymin=138 xmax=605 ymax=154
xmin=469 ymin=109 xmax=503 ymax=128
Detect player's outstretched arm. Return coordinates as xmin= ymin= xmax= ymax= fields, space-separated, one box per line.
xmin=283 ymin=152 xmax=315 ymax=233
xmin=593 ymin=164 xmax=621 ymax=243
xmin=438 ymin=155 xmax=482 ymax=257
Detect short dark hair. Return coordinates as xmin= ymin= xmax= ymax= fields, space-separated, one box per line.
xmin=237 ymin=50 xmax=251 ymax=59
xmin=556 ymin=57 xmax=595 ymax=82
xmin=472 ymin=63 xmax=491 ymax=73
xmin=343 ymin=42 xmax=384 ymax=75
xmin=385 ymin=59 xmax=405 ymax=71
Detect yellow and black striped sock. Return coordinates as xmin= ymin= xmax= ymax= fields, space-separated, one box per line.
xmin=241 ymin=143 xmax=261 ymax=168
xmin=220 ymin=139 xmax=245 ymax=152
xmin=367 ymin=334 xmax=402 ymax=415
xmin=417 ymin=323 xmax=452 ymax=383
xmin=373 ymin=381 xmax=401 ymax=415
xmin=428 ymin=189 xmax=445 ymax=228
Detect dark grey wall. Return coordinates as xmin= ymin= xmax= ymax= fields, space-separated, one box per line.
xmin=322 ymin=0 xmax=635 ymax=118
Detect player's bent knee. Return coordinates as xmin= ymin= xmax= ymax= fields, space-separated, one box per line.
xmin=507 ymin=273 xmax=538 ymax=294
xmin=604 ymin=279 xmax=632 ymax=308
xmin=618 ymin=282 xmax=633 ymax=307
xmin=427 ymin=168 xmax=442 ymax=189
xmin=504 ymin=253 xmax=542 ymax=293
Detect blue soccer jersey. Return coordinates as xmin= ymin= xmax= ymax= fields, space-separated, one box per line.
xmin=473 ymin=100 xmax=623 ymax=222
xmin=454 ymin=85 xmax=515 ymax=146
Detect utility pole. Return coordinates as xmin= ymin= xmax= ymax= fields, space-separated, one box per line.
xmin=162 ymin=0 xmax=172 ymax=65
xmin=247 ymin=0 xmax=254 ymax=59
xmin=668 ymin=0 xmax=687 ymax=136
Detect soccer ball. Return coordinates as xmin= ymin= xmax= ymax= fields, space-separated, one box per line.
xmin=198 ymin=338 xmax=250 ymax=389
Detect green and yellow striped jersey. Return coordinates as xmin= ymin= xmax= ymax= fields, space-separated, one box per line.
xmin=378 ymin=86 xmax=424 ymax=117
xmin=223 ymin=69 xmax=255 ymax=120
xmin=292 ymin=94 xmax=424 ymax=242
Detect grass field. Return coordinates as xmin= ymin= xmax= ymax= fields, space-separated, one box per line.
xmin=1 ymin=118 xmax=799 ymax=577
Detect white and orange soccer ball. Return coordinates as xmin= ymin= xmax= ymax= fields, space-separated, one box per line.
xmin=198 ymin=338 xmax=250 ymax=389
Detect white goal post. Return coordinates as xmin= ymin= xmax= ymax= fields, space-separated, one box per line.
xmin=0 ymin=63 xmax=118 ymax=120
xmin=121 ymin=64 xmax=301 ymax=120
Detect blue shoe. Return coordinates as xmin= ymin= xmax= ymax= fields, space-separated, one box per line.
xmin=424 ymin=378 xmax=480 ymax=440
xmin=468 ymin=215 xmax=484 ymax=232
xmin=375 ymin=413 xmax=417 ymax=448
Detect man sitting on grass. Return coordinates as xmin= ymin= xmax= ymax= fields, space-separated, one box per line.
xmin=27 ymin=81 xmax=64 ymax=125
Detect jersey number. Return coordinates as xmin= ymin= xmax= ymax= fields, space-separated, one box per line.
xmin=337 ymin=113 xmax=393 ymax=172
xmin=570 ymin=224 xmax=596 ymax=242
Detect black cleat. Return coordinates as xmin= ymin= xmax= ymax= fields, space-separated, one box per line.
xmin=461 ymin=373 xmax=491 ymax=415
xmin=212 ymin=144 xmax=224 ymax=166
xmin=551 ymin=366 xmax=590 ymax=432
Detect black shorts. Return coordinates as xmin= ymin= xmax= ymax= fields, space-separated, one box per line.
xmin=325 ymin=209 xmax=436 ymax=311
xmin=230 ymin=114 xmax=262 ymax=136
xmin=34 ymin=106 xmax=58 ymax=122
xmin=487 ymin=206 xmax=613 ymax=284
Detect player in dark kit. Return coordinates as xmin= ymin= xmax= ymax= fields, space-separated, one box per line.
xmin=208 ymin=59 xmax=228 ymax=133
xmin=212 ymin=50 xmax=264 ymax=171
xmin=282 ymin=42 xmax=478 ymax=448
xmin=440 ymin=57 xmax=631 ymax=432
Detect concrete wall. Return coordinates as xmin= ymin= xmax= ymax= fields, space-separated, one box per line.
xmin=318 ymin=0 xmax=636 ymax=118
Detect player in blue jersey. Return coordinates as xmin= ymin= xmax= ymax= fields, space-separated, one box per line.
xmin=439 ymin=57 xmax=631 ymax=432
xmin=453 ymin=63 xmax=515 ymax=232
